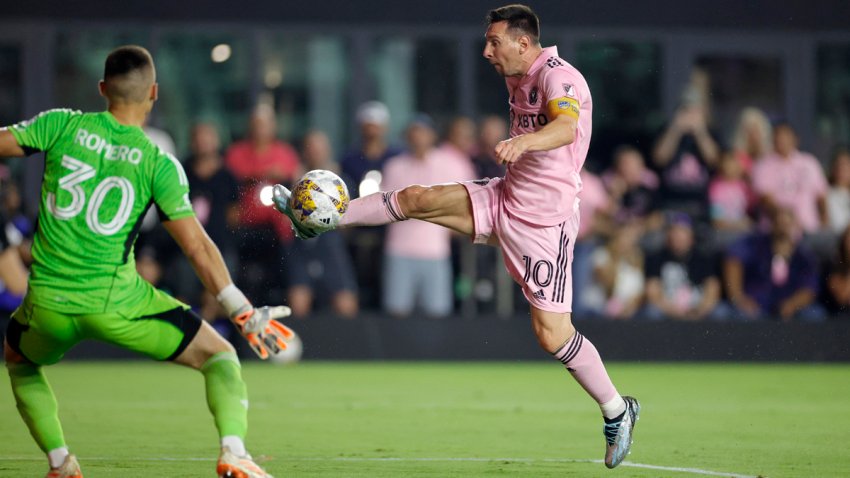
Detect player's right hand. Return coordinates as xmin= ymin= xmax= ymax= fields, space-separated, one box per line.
xmin=271 ymin=184 xmax=320 ymax=239
xmin=232 ymin=305 xmax=295 ymax=360
xmin=495 ymin=136 xmax=529 ymax=164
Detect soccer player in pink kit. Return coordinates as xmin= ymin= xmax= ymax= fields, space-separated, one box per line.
xmin=275 ymin=4 xmax=639 ymax=468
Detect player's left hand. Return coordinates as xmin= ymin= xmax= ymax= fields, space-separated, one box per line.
xmin=232 ymin=306 xmax=295 ymax=359
xmin=495 ymin=136 xmax=529 ymax=164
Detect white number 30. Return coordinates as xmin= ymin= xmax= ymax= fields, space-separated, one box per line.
xmin=47 ymin=155 xmax=135 ymax=235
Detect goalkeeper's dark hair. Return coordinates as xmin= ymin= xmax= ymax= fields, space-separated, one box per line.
xmin=486 ymin=4 xmax=540 ymax=45
xmin=103 ymin=45 xmax=156 ymax=103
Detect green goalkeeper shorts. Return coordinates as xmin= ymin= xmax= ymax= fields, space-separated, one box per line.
xmin=5 ymin=289 xmax=202 ymax=366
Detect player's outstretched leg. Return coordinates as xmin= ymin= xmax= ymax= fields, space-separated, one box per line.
xmin=174 ymin=322 xmax=273 ymax=478
xmin=529 ymin=307 xmax=639 ymax=468
xmin=274 ymin=183 xmax=475 ymax=236
xmin=4 ymin=340 xmax=81 ymax=478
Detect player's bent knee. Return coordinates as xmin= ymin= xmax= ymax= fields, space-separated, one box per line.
xmin=177 ymin=322 xmax=236 ymax=370
xmin=400 ymin=184 xmax=464 ymax=220
xmin=3 ymin=338 xmax=29 ymax=366
xmin=530 ymin=312 xmax=576 ymax=353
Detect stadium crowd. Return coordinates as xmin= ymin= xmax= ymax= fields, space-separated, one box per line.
xmin=2 ymin=90 xmax=850 ymax=327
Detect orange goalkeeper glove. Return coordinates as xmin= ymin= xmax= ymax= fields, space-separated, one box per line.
xmin=232 ymin=305 xmax=295 ymax=360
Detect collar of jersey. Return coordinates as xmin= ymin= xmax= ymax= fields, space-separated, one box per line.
xmin=102 ymin=111 xmax=144 ymax=132
xmin=526 ymin=45 xmax=559 ymax=78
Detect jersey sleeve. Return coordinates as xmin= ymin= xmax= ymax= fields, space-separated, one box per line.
xmin=152 ymin=153 xmax=195 ymax=221
xmin=542 ymin=68 xmax=582 ymax=121
xmin=4 ymin=109 xmax=79 ymax=153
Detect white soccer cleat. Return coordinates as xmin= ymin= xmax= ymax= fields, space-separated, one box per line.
xmin=603 ymin=395 xmax=641 ymax=468
xmin=45 ymin=454 xmax=83 ymax=478
xmin=217 ymin=447 xmax=274 ymax=478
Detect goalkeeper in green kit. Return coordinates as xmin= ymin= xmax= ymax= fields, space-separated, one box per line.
xmin=0 ymin=45 xmax=287 ymax=478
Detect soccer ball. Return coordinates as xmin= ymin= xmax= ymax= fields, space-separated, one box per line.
xmin=289 ymin=170 xmax=350 ymax=232
xmin=269 ymin=331 xmax=303 ymax=365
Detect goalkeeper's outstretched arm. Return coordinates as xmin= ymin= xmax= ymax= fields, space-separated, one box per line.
xmin=163 ymin=216 xmax=294 ymax=358
xmin=163 ymin=216 xmax=233 ymax=296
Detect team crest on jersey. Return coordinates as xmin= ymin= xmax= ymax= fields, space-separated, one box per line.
xmin=529 ymin=87 xmax=538 ymax=105
xmin=546 ymin=57 xmax=564 ymax=69
xmin=563 ymin=83 xmax=576 ymax=98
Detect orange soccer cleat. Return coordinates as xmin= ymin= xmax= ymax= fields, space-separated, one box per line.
xmin=45 ymin=454 xmax=83 ymax=478
xmin=217 ymin=447 xmax=274 ymax=478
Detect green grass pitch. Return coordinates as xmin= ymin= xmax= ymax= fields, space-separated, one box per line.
xmin=1 ymin=361 xmax=848 ymax=477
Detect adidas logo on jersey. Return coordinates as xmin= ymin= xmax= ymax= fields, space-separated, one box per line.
xmin=533 ymin=289 xmax=546 ymax=300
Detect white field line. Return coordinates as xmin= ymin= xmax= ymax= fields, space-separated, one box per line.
xmin=0 ymin=455 xmax=760 ymax=477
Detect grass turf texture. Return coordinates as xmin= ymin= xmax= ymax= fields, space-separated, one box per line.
xmin=0 ymin=362 xmax=848 ymax=477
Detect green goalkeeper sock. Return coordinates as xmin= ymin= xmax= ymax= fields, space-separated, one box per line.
xmin=6 ymin=361 xmax=66 ymax=453
xmin=201 ymin=351 xmax=248 ymax=441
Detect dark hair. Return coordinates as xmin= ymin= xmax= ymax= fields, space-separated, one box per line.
xmin=772 ymin=120 xmax=795 ymax=134
xmin=102 ymin=45 xmax=155 ymax=102
xmin=612 ymin=144 xmax=642 ymax=163
xmin=486 ymin=4 xmax=540 ymax=44
xmin=104 ymin=45 xmax=154 ymax=81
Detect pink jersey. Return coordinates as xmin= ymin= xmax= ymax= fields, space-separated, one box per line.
xmin=503 ymin=46 xmax=592 ymax=227
xmin=383 ymin=148 xmax=476 ymax=259
xmin=577 ymin=170 xmax=610 ymax=240
xmin=752 ymin=150 xmax=828 ymax=232
xmin=709 ymin=178 xmax=752 ymax=223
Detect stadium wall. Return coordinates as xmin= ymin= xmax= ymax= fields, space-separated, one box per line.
xmin=13 ymin=316 xmax=848 ymax=362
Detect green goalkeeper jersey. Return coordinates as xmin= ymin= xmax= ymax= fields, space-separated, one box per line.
xmin=6 ymin=109 xmax=195 ymax=314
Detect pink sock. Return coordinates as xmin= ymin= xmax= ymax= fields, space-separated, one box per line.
xmin=339 ymin=190 xmax=406 ymax=227
xmin=553 ymin=331 xmax=625 ymax=419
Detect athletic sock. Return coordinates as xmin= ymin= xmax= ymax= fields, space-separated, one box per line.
xmin=47 ymin=447 xmax=69 ymax=469
xmin=201 ymin=352 xmax=248 ymax=442
xmin=221 ymin=435 xmax=247 ymax=457
xmin=339 ymin=190 xmax=406 ymax=227
xmin=552 ymin=331 xmax=626 ymax=420
xmin=600 ymin=395 xmax=627 ymax=421
xmin=6 ymin=362 xmax=67 ymax=453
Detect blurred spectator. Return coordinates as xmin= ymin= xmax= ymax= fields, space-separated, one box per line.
xmin=0 ymin=210 xmax=27 ymax=312
xmin=826 ymin=225 xmax=850 ymax=317
xmin=603 ymin=145 xmax=663 ymax=231
xmin=381 ymin=114 xmax=475 ymax=318
xmin=652 ymin=81 xmax=720 ymax=221
xmin=286 ymin=130 xmax=359 ymax=319
xmin=752 ymin=122 xmax=828 ymax=234
xmin=0 ymin=170 xmax=33 ymax=240
xmin=643 ymin=213 xmax=725 ymax=321
xmin=723 ymin=207 xmax=825 ymax=322
xmin=440 ymin=116 xmax=477 ymax=162
xmin=185 ymin=124 xmax=240 ymax=259
xmin=826 ymin=147 xmax=850 ymax=235
xmin=731 ymin=107 xmax=772 ymax=175
xmin=340 ymin=101 xmax=402 ymax=198
xmin=709 ymin=150 xmax=755 ymax=247
xmin=472 ymin=115 xmax=508 ymax=179
xmin=573 ymin=170 xmax=615 ymax=317
xmin=584 ymin=222 xmax=645 ymax=320
xmin=226 ymin=104 xmax=301 ymax=241
xmin=171 ymin=123 xmax=240 ymax=323
xmin=226 ymin=104 xmax=301 ymax=183
xmin=226 ymin=104 xmax=301 ymax=304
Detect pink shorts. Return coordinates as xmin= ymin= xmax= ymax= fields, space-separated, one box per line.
xmin=463 ymin=178 xmax=578 ymax=314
